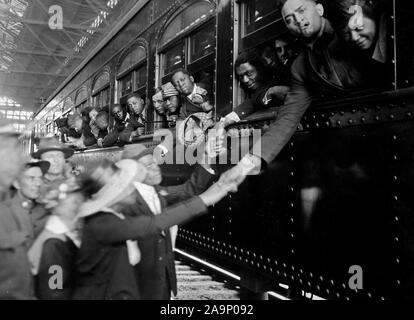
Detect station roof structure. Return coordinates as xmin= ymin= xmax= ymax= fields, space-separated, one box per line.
xmin=0 ymin=0 xmax=136 ymax=112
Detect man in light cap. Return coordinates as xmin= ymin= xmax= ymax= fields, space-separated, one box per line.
xmin=32 ymin=137 xmax=75 ymax=186
xmin=121 ymin=143 xmax=217 ymax=300
xmin=0 ymin=116 xmax=34 ymax=299
xmin=161 ymin=82 xmax=180 ymax=127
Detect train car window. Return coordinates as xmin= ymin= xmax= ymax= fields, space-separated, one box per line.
xmin=241 ymin=0 xmax=280 ymax=37
xmin=74 ymin=86 xmax=89 ymax=112
xmin=158 ymin=1 xmax=215 ymax=50
xmin=92 ymin=71 xmax=110 ymax=111
xmin=161 ymin=43 xmax=184 ymax=79
xmin=189 ymin=22 xmax=215 ymax=63
xmin=62 ymin=97 xmax=73 ymax=116
xmin=117 ymin=44 xmax=148 ymax=102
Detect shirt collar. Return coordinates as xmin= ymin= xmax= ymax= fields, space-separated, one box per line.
xmin=187 ymin=83 xmax=198 ymax=100
xmin=45 ymin=215 xmax=81 ymax=247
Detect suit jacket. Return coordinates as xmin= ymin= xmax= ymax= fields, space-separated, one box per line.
xmin=35 ymin=237 xmax=78 ymax=300
xmin=252 ymin=19 xmax=383 ymax=164
xmin=73 ymin=196 xmax=208 ymax=300
xmin=130 ymin=165 xmax=216 ymax=300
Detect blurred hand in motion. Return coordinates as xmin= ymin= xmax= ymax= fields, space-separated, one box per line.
xmin=205 ymin=121 xmax=227 ymax=158
xmin=217 ymin=154 xmax=262 ymax=190
xmin=199 ymin=179 xmax=238 ymax=207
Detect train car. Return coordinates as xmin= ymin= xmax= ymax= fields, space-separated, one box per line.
xmin=31 ymin=0 xmax=414 ymax=300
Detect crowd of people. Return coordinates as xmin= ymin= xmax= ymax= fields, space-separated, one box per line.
xmin=0 ymin=0 xmax=389 ymax=300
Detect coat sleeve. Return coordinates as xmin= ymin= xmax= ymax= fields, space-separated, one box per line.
xmin=233 ymin=98 xmax=256 ymax=120
xmin=102 ymin=129 xmax=119 ymax=148
xmin=161 ymin=165 xmax=216 ymax=205
xmin=88 ymin=197 xmax=207 ymax=244
xmin=251 ymin=59 xmax=312 ymax=164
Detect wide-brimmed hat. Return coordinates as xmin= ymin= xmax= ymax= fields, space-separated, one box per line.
xmin=32 ymin=137 xmax=74 ymax=159
xmin=121 ymin=144 xmax=155 ymax=161
xmin=77 ymin=159 xmax=147 ymax=218
xmin=25 ymin=159 xmax=50 ymax=175
xmin=0 ymin=114 xmax=20 ymax=136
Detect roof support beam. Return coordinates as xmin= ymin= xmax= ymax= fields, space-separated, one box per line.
xmin=23 ymin=23 xmax=65 ymax=66
xmin=2 ymin=18 xmax=93 ymax=31
xmin=0 ymin=69 xmax=68 ymax=77
xmin=0 ymin=48 xmax=83 ymax=59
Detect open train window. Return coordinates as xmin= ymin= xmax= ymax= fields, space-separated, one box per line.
xmin=157 ymin=0 xmax=216 ymax=125
xmin=117 ymin=43 xmax=147 ymax=102
xmin=92 ymin=70 xmax=110 ymax=111
xmin=74 ymin=86 xmax=89 ymax=113
xmin=62 ymin=97 xmax=73 ymax=117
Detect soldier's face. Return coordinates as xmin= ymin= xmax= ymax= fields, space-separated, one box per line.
xmin=127 ymin=97 xmax=145 ymax=115
xmin=41 ymin=151 xmax=65 ymax=175
xmin=172 ymin=72 xmax=195 ymax=96
xmin=282 ymin=0 xmax=324 ymax=39
xmin=236 ymin=62 xmax=259 ymax=91
xmin=15 ymin=167 xmax=43 ymax=200
xmin=275 ymin=39 xmax=294 ymax=65
xmin=345 ymin=11 xmax=377 ymax=50
xmin=112 ymin=106 xmax=124 ymax=121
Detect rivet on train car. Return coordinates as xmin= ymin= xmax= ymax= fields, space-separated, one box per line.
xmin=393 ymin=155 xmax=398 ymax=160
xmin=291 ymin=233 xmax=294 ymax=238
xmin=407 ymin=112 xmax=412 ymax=118
xmin=336 ymin=120 xmax=341 ymax=126
xmin=389 ymin=114 xmax=395 ymax=120
xmin=315 ymin=123 xmax=320 ymax=128
xmin=375 ymin=115 xmax=380 ymax=121
xmin=395 ymin=237 xmax=399 ymax=242
xmin=396 ymin=280 xmax=400 ymax=285
xmin=352 ymin=109 xmax=356 ymax=113
xmin=396 ymin=258 xmax=400 ymax=264
xmin=326 ymin=289 xmax=330 ymax=294
xmin=312 ymin=115 xmax=316 ymax=119
xmin=299 ymin=279 xmax=303 ymax=284
xmin=340 ymin=111 xmax=345 ymax=115
xmin=316 ymin=285 xmax=320 ymax=291
xmin=290 ymin=156 xmax=294 ymax=161
xmin=320 ymin=276 xmax=324 ymax=281
xmin=277 ymin=270 xmax=280 ymax=275
xmin=325 ymin=121 xmax=330 ymax=127
xmin=291 ymin=249 xmax=295 ymax=254
xmin=361 ymin=117 xmax=366 ymax=123
xmin=348 ymin=119 xmax=353 ymax=124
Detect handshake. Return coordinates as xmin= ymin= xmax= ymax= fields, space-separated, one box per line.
xmin=199 ymin=154 xmax=262 ymax=207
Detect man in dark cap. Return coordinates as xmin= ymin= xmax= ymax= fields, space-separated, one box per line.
xmin=0 ymin=116 xmax=34 ymax=299
xmin=10 ymin=160 xmax=50 ymax=244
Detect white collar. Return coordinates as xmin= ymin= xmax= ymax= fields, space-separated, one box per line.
xmin=45 ymin=215 xmax=81 ymax=248
xmin=133 ymin=181 xmax=161 ymax=215
xmin=187 ymin=83 xmax=198 ymax=100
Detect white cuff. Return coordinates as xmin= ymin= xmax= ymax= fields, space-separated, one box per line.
xmin=224 ymin=112 xmax=240 ymax=124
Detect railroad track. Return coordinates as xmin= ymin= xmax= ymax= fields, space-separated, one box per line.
xmin=172 ymin=249 xmax=325 ymax=300
xmin=173 ymin=250 xmax=240 ymax=300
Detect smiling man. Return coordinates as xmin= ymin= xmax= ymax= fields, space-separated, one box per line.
xmin=219 ymin=0 xmax=383 ymax=189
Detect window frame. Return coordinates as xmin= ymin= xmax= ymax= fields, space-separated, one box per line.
xmin=92 ymin=68 xmax=111 ymax=111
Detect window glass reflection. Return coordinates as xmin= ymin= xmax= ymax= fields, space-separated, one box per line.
xmin=190 ymin=22 xmax=215 ymax=62
xmin=162 ymin=43 xmax=183 ymax=76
